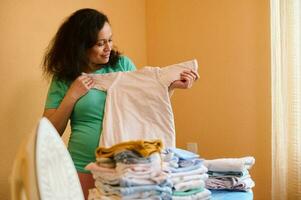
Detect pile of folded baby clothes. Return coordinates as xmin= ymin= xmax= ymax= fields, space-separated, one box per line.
xmin=85 ymin=139 xmax=173 ymax=200
xmin=204 ymin=156 xmax=255 ymax=192
xmin=162 ymin=148 xmax=211 ymax=200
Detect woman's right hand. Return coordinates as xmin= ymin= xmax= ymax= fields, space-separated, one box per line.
xmin=43 ymin=75 xmax=94 ymax=135
xmin=66 ymin=75 xmax=94 ymax=101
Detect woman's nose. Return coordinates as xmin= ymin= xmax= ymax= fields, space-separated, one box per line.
xmin=104 ymin=42 xmax=111 ymax=52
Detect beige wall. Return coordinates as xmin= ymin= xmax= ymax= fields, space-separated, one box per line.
xmin=0 ymin=0 xmax=146 ymax=199
xmin=146 ymin=0 xmax=271 ymax=199
xmin=0 ymin=0 xmax=271 ymax=199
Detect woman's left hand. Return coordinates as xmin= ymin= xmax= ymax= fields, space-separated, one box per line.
xmin=169 ymin=70 xmax=199 ymax=90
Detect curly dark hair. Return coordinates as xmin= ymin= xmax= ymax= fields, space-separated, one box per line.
xmin=42 ymin=8 xmax=120 ymax=81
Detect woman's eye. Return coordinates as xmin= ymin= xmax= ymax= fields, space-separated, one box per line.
xmin=96 ymin=39 xmax=112 ymax=47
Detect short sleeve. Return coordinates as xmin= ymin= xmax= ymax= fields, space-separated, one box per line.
xmin=45 ymin=77 xmax=69 ymax=109
xmin=119 ymin=56 xmax=136 ymax=71
xmin=89 ymin=72 xmax=120 ymax=91
xmin=158 ymin=59 xmax=199 ymax=87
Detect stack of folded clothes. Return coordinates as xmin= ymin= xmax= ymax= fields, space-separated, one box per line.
xmin=85 ymin=140 xmax=173 ymax=200
xmin=203 ymin=156 xmax=255 ymax=192
xmin=162 ymin=148 xmax=211 ymax=200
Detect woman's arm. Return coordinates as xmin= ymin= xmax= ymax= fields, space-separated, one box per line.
xmin=43 ymin=75 xmax=94 ymax=135
xmin=43 ymin=97 xmax=76 ymax=135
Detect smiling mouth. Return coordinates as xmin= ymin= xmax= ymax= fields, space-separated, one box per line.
xmin=102 ymin=54 xmax=110 ymax=58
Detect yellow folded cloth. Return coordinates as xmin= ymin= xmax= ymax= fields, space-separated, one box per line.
xmin=96 ymin=139 xmax=163 ymax=158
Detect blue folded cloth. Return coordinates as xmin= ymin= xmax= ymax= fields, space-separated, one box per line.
xmin=166 ymin=147 xmax=200 ymax=160
xmin=170 ymin=159 xmax=204 ymax=173
xmin=96 ymin=181 xmax=172 ymax=196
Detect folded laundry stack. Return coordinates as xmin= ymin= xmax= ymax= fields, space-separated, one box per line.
xmin=162 ymin=148 xmax=211 ymax=200
xmin=85 ymin=140 xmax=173 ymax=200
xmin=203 ymin=156 xmax=255 ymax=192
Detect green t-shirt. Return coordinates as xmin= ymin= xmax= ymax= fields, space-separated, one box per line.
xmin=45 ymin=56 xmax=136 ymax=173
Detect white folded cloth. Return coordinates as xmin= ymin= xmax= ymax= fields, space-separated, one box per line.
xmin=86 ymin=162 xmax=168 ymax=186
xmin=171 ymin=165 xmax=208 ymax=178
xmin=171 ymin=173 xmax=208 ymax=185
xmin=203 ymin=156 xmax=255 ymax=172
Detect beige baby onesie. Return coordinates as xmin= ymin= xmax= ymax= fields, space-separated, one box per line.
xmin=90 ymin=59 xmax=198 ymax=148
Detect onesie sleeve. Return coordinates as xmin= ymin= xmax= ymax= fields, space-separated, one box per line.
xmin=158 ymin=59 xmax=199 ymax=87
xmin=89 ymin=72 xmax=120 ymax=91
xmin=45 ymin=77 xmax=69 ymax=109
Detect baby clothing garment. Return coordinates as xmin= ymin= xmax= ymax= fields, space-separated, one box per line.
xmin=203 ymin=156 xmax=255 ymax=172
xmin=95 ymin=140 xmax=163 ymax=158
xmin=204 ymin=156 xmax=256 ymax=192
xmin=160 ymin=148 xmax=210 ymax=200
xmin=89 ymin=59 xmax=198 ymax=148
xmin=86 ymin=146 xmax=172 ymax=200
xmin=172 ymin=188 xmax=211 ymax=200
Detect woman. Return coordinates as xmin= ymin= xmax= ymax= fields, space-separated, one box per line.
xmin=42 ymin=8 xmax=198 ymax=199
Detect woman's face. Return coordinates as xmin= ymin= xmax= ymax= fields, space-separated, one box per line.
xmin=87 ymin=22 xmax=113 ymax=65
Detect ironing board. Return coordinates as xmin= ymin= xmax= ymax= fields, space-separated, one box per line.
xmin=211 ymin=189 xmax=253 ymax=200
